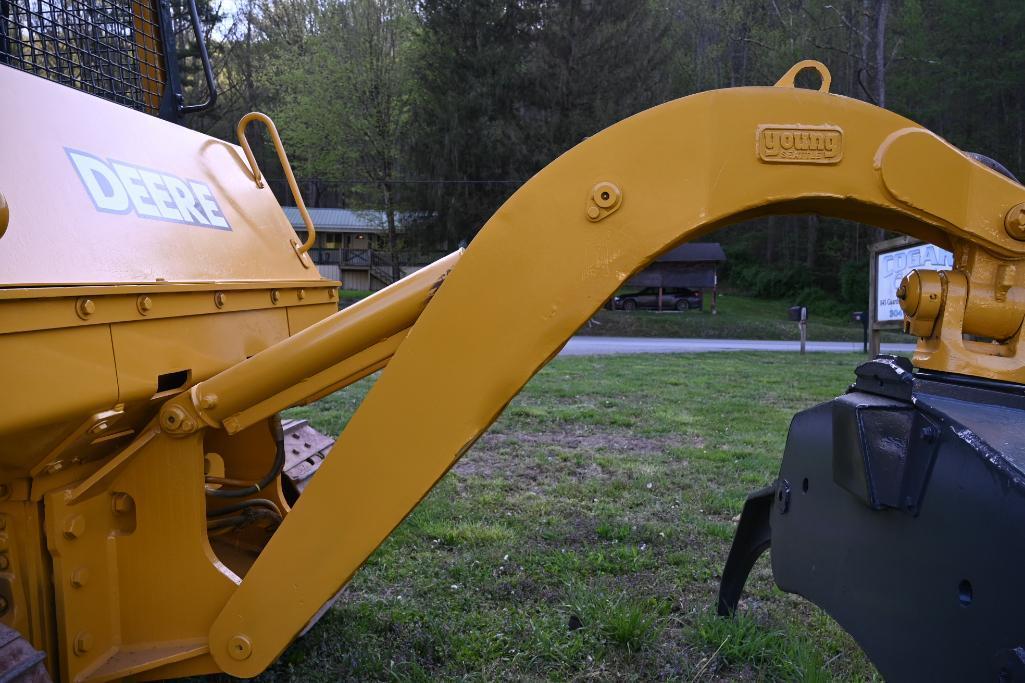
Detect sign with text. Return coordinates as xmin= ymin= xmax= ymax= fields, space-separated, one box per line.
xmin=876 ymin=243 xmax=953 ymax=322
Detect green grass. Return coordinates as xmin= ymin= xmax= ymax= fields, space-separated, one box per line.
xmin=338 ymin=289 xmax=375 ymax=303
xmin=581 ymin=293 xmax=907 ymax=343
xmin=263 ymin=353 xmax=881 ymax=681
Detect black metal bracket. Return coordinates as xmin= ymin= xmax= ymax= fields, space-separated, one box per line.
xmin=716 ymin=484 xmax=774 ymax=616
xmin=740 ymin=358 xmax=1025 ymax=680
xmin=178 ymin=0 xmax=217 ymax=115
xmin=157 ymin=0 xmax=217 ymax=120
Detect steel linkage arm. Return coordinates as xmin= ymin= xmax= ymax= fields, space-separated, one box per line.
xmin=157 ymin=250 xmax=461 ymax=438
xmin=205 ymin=62 xmax=1025 ymax=675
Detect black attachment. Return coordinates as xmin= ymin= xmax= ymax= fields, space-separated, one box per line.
xmin=716 ymin=485 xmax=774 ymax=616
xmin=721 ymin=355 xmax=1025 ymax=680
xmin=965 ymin=151 xmax=1021 ymax=185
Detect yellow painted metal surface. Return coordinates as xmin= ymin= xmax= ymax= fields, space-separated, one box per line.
xmin=4 ymin=59 xmax=1025 ymax=681
xmin=0 ymin=55 xmax=341 ymax=680
xmin=0 ymin=67 xmax=322 ymax=285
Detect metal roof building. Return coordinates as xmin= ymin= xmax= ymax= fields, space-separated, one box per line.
xmin=626 ymin=242 xmax=727 ymax=313
xmin=281 ymin=207 xmax=393 ymax=234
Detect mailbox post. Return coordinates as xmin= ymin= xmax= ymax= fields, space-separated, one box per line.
xmin=852 ymin=311 xmax=868 ymax=353
xmin=788 ymin=306 xmax=808 ymax=354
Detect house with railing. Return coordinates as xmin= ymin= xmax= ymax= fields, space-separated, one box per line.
xmin=282 ymin=207 xmax=406 ymax=291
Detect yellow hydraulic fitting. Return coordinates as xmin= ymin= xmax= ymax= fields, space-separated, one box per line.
xmin=898 ymin=269 xmax=945 ymax=338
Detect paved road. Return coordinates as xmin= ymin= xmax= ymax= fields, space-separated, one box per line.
xmin=560 ymin=336 xmax=916 ymax=356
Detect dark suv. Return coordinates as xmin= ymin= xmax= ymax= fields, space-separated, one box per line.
xmin=612 ymin=287 xmax=703 ymax=311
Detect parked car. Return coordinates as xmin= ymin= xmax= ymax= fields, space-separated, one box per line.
xmin=612 ymin=287 xmax=703 ymax=311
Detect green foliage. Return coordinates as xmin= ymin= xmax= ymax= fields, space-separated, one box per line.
xmin=839 ymin=260 xmax=870 ymax=307
xmin=728 ymin=261 xmax=813 ymax=300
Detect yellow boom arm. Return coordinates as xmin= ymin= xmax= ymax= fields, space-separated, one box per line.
xmin=187 ymin=64 xmax=1025 ymax=675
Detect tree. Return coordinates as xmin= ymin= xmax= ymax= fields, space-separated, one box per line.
xmin=405 ymin=0 xmax=538 ymax=248
xmin=263 ymin=0 xmax=415 ymax=278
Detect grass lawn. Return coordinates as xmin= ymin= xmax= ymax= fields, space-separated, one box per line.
xmin=266 ymin=352 xmax=880 ymax=682
xmin=581 ymin=294 xmax=907 ymax=344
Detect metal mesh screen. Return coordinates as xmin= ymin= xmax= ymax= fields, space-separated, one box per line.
xmin=0 ymin=0 xmax=167 ymax=114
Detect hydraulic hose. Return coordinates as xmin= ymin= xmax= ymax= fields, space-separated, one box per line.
xmin=206 ymin=415 xmax=286 ymax=499
xmin=206 ymin=498 xmax=282 ymax=519
xmin=206 ymin=508 xmax=282 ymax=530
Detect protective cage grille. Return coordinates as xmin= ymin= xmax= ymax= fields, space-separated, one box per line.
xmin=0 ymin=0 xmax=168 ymax=114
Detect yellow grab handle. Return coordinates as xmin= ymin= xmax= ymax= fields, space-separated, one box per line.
xmin=236 ymin=112 xmax=316 ymax=256
xmin=0 ymin=190 xmax=8 ymax=240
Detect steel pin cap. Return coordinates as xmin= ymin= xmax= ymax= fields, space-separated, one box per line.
xmin=227 ymin=634 xmax=253 ymax=660
xmin=1005 ymin=202 xmax=1025 ymax=240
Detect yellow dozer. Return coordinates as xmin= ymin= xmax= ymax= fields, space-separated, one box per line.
xmin=5 ymin=1 xmax=1025 ymax=680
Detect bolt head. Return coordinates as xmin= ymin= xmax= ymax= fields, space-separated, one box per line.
xmin=137 ymin=295 xmax=153 ymax=314
xmin=63 ymin=515 xmax=86 ymax=540
xmin=73 ymin=632 xmax=93 ymax=656
xmin=71 ymin=567 xmax=90 ymax=588
xmin=214 ymin=292 xmax=227 ymax=308
xmin=111 ymin=492 xmax=134 ymax=515
xmin=0 ymin=596 xmax=9 ymax=615
xmin=297 ymin=288 xmax=306 ymax=300
xmin=0 ymin=556 xmax=10 ymax=571
xmin=270 ymin=289 xmax=281 ymax=304
xmin=161 ymin=406 xmax=189 ymax=432
xmin=227 ymin=634 xmax=253 ymax=660
xmin=586 ymin=205 xmax=601 ymax=220
xmin=76 ymin=298 xmax=96 ymax=319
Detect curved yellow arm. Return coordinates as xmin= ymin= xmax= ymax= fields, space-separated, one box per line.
xmin=210 ymin=67 xmax=1025 ymax=675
